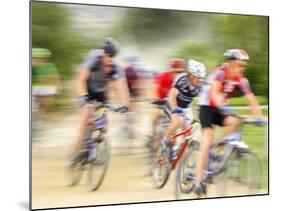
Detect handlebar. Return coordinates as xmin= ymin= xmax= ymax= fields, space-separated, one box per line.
xmin=218 ymin=106 xmax=267 ymax=127
xmin=88 ymin=101 xmax=126 ymax=113
xmin=150 ymin=100 xmax=167 ymax=106
xmin=228 ymin=113 xmax=267 ymax=126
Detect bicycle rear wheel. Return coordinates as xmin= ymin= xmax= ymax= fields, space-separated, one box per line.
xmin=175 ymin=141 xmax=200 ymax=200
xmin=152 ymin=144 xmax=171 ymax=188
xmin=86 ymin=138 xmax=110 ymax=191
xmin=214 ymin=148 xmax=261 ymax=197
xmin=146 ymin=117 xmax=169 ymax=178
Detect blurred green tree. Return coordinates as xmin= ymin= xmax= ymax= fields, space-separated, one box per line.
xmin=170 ymin=42 xmax=221 ymax=72
xmin=32 ymin=2 xmax=95 ymax=79
xmin=171 ymin=15 xmax=268 ymax=96
xmin=120 ymin=8 xmax=195 ymax=44
xmin=213 ymin=15 xmax=269 ymax=96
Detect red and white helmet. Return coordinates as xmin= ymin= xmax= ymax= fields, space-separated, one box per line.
xmin=223 ymin=49 xmax=249 ymax=61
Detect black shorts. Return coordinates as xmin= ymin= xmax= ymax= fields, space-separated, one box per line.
xmin=84 ymin=92 xmax=108 ymax=104
xmin=89 ymin=92 xmax=108 ymax=103
xmin=77 ymin=92 xmax=108 ymax=108
xmin=199 ymin=106 xmax=226 ymax=128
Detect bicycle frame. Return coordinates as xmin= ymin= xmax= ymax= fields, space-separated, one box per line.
xmin=85 ymin=106 xmax=108 ymax=146
xmin=170 ymin=126 xmax=194 ymax=170
xmin=206 ymin=122 xmax=250 ymax=178
xmin=207 ymin=143 xmax=236 ymax=177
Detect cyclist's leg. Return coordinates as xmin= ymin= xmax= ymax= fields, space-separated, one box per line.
xmin=196 ymin=106 xmax=214 ymax=182
xmin=162 ymin=102 xmax=183 ymax=141
xmin=182 ymin=107 xmax=193 ymax=127
xmin=194 ymin=106 xmax=224 ymax=194
xmin=221 ymin=115 xmax=241 ymax=140
xmin=159 ymin=113 xmax=183 ymax=159
xmin=71 ymin=104 xmax=95 ymax=157
xmin=165 ymin=113 xmax=183 ymax=140
xmin=196 ymin=128 xmax=214 ymax=182
xmin=151 ymin=107 xmax=164 ymax=137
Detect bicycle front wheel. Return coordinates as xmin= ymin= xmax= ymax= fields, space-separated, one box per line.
xmin=214 ymin=148 xmax=261 ymax=197
xmin=86 ymin=138 xmax=110 ymax=191
xmin=66 ymin=151 xmax=87 ymax=187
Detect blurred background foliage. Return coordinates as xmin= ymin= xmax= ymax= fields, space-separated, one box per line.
xmin=32 ymin=2 xmax=97 ymax=79
xmin=32 ymin=2 xmax=268 ymax=97
xmin=31 ymin=3 xmax=268 ymax=191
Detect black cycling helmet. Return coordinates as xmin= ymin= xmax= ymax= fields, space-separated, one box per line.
xmin=100 ymin=37 xmax=120 ymax=57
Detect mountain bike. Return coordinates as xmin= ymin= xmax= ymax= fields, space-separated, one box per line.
xmin=66 ymin=102 xmax=122 ymax=191
xmin=175 ymin=114 xmax=265 ymax=199
xmin=152 ymin=117 xmax=201 ymax=188
xmin=144 ymin=100 xmax=171 ymax=176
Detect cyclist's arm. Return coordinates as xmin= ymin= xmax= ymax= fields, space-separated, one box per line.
xmin=243 ymin=93 xmax=263 ymax=117
xmin=210 ymin=80 xmax=225 ymax=107
xmin=76 ymin=68 xmax=90 ymax=96
xmin=239 ymin=77 xmax=263 ymax=117
xmin=168 ymin=88 xmax=179 ymax=110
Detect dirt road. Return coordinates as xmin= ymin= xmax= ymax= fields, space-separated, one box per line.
xmin=31 ymin=103 xmax=267 ymax=210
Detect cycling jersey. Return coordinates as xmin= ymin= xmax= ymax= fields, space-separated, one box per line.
xmin=32 ymin=62 xmax=60 ymax=96
xmin=199 ymin=64 xmax=252 ymax=107
xmin=125 ymin=65 xmax=138 ymax=90
xmin=154 ymin=71 xmax=174 ymax=99
xmin=172 ymin=73 xmax=202 ymax=108
xmin=80 ymin=50 xmax=125 ymax=99
xmin=32 ymin=63 xmax=59 ymax=86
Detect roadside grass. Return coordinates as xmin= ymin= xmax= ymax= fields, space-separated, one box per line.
xmin=215 ymin=116 xmax=268 ymax=189
xmin=228 ymin=96 xmax=268 ymax=106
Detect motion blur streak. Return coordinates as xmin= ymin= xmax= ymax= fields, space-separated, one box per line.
xmin=31 ymin=2 xmax=268 ymax=209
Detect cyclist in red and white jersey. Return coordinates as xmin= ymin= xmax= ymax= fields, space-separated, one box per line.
xmin=194 ymin=49 xmax=265 ymax=195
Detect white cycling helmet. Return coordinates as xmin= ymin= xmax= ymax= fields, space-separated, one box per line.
xmin=223 ymin=49 xmax=249 ymax=61
xmin=187 ymin=59 xmax=206 ymax=78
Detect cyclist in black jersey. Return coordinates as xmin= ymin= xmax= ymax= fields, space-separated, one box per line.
xmin=70 ymin=38 xmax=130 ymax=158
xmin=160 ymin=59 xmax=206 ymax=158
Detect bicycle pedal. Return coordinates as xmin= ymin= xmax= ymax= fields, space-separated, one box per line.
xmin=194 ymin=182 xmax=207 ymax=197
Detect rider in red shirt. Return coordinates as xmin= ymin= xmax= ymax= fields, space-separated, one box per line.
xmin=150 ymin=58 xmax=185 ymax=137
xmin=154 ymin=71 xmax=174 ymax=99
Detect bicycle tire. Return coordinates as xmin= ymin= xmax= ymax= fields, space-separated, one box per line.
xmin=175 ymin=141 xmax=200 ymax=200
xmin=214 ymin=148 xmax=261 ymax=197
xmin=149 ymin=117 xmax=171 ymax=189
xmin=86 ymin=138 xmax=110 ymax=191
xmin=66 ymin=151 xmax=87 ymax=187
xmin=152 ymin=144 xmax=172 ymax=189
